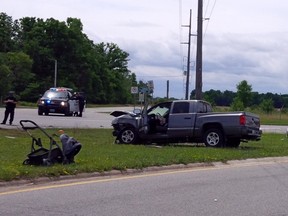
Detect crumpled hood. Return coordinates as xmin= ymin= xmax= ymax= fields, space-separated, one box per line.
xmin=110 ymin=110 xmax=138 ymax=117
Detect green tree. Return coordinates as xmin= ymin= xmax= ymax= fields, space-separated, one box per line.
xmin=92 ymin=42 xmax=133 ymax=103
xmin=5 ymin=52 xmax=33 ymax=93
xmin=0 ymin=64 xmax=11 ymax=98
xmin=222 ymin=90 xmax=235 ymax=106
xmin=235 ymin=80 xmax=252 ymax=108
xmin=14 ymin=17 xmax=95 ymax=98
xmin=260 ymin=98 xmax=274 ymax=114
xmin=1 ymin=14 xmax=136 ymax=104
xmin=0 ymin=13 xmax=15 ymax=52
xmin=203 ymin=89 xmax=220 ymax=106
xmin=15 ymin=17 xmax=53 ymax=91
xmin=0 ymin=52 xmax=33 ymax=100
xmin=231 ymin=97 xmax=245 ymax=111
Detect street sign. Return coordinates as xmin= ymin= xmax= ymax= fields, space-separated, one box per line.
xmin=139 ymin=92 xmax=144 ymax=102
xmin=147 ymin=80 xmax=154 ymax=90
xmin=131 ymin=86 xmax=138 ymax=94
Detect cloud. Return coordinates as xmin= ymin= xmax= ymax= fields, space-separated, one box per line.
xmin=118 ymin=30 xmax=288 ymax=98
xmin=203 ymin=32 xmax=288 ymax=93
xmin=3 ymin=0 xmax=288 ymax=99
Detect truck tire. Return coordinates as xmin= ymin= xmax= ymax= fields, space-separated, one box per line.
xmin=203 ymin=128 xmax=224 ymax=147
xmin=118 ymin=128 xmax=138 ymax=144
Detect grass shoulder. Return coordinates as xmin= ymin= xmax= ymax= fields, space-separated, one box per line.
xmin=0 ymin=128 xmax=287 ymax=182
xmin=214 ymin=106 xmax=288 ymax=125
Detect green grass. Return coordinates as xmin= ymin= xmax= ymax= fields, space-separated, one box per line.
xmin=259 ymin=112 xmax=288 ymax=125
xmin=214 ymin=106 xmax=288 ymax=125
xmin=1 ymin=128 xmax=288 ymax=182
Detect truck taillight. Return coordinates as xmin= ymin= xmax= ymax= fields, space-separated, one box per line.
xmin=240 ymin=115 xmax=246 ymax=125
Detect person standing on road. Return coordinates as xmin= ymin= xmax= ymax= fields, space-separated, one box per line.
xmin=1 ymin=91 xmax=17 ymax=125
xmin=77 ymin=93 xmax=85 ymax=117
xmin=71 ymin=92 xmax=85 ymax=117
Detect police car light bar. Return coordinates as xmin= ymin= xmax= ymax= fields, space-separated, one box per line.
xmin=49 ymin=87 xmax=73 ymax=92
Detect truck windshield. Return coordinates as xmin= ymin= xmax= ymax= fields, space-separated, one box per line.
xmin=148 ymin=105 xmax=169 ymax=116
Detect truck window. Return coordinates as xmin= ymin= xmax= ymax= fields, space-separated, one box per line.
xmin=197 ymin=102 xmax=212 ymax=113
xmin=197 ymin=103 xmax=205 ymax=113
xmin=206 ymin=104 xmax=212 ymax=112
xmin=172 ymin=102 xmax=189 ymax=114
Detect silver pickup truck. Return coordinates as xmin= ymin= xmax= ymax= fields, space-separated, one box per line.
xmin=110 ymin=100 xmax=261 ymax=147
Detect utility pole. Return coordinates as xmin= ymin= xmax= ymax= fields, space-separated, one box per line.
xmin=182 ymin=9 xmax=192 ymax=100
xmin=195 ymin=0 xmax=203 ymax=99
xmin=166 ymin=80 xmax=169 ymax=99
xmin=54 ymin=59 xmax=57 ymax=87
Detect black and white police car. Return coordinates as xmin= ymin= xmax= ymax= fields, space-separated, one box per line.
xmin=37 ymin=87 xmax=80 ymax=116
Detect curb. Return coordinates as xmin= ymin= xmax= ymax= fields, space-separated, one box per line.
xmin=1 ymin=156 xmax=288 ymax=188
xmin=0 ymin=162 xmax=212 ymax=188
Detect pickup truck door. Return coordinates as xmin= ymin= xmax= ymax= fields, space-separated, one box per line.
xmin=167 ymin=102 xmax=196 ymax=137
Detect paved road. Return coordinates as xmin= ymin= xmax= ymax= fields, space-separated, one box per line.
xmin=260 ymin=125 xmax=288 ymax=134
xmin=1 ymin=157 xmax=288 ymax=216
xmin=0 ymin=107 xmax=133 ymax=129
xmin=1 ymin=107 xmax=287 ymax=134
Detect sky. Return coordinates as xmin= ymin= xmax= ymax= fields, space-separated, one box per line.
xmin=2 ymin=0 xmax=288 ymax=99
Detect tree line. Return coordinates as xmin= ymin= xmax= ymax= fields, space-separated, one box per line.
xmin=0 ymin=12 xmax=137 ymax=104
xmin=199 ymin=80 xmax=288 ymax=112
xmin=0 ymin=13 xmax=286 ymax=109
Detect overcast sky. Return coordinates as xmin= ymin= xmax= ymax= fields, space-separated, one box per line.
xmin=2 ymin=0 xmax=288 ymax=98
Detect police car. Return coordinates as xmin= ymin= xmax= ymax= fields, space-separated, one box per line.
xmin=37 ymin=87 xmax=80 ymax=116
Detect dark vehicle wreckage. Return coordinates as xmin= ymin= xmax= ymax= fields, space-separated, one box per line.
xmin=110 ymin=100 xmax=261 ymax=147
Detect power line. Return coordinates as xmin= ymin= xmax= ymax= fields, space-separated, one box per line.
xmin=204 ymin=0 xmax=211 ymax=18
xmin=137 ymin=75 xmax=185 ymax=78
xmin=179 ymin=0 xmax=198 ymax=98
xmin=203 ymin=0 xmax=217 ymax=38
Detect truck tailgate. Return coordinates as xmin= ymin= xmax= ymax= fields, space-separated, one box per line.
xmin=244 ymin=113 xmax=260 ymax=128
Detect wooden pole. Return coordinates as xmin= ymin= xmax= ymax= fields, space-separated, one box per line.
xmin=185 ymin=9 xmax=192 ymax=100
xmin=195 ymin=0 xmax=203 ymax=99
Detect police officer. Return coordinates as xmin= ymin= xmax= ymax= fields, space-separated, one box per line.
xmin=77 ymin=93 xmax=85 ymax=117
xmin=1 ymin=91 xmax=17 ymax=125
xmin=71 ymin=92 xmax=85 ymax=117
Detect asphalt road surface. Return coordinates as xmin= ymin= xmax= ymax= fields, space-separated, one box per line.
xmin=1 ymin=158 xmax=288 ymax=216
xmin=0 ymin=107 xmax=133 ymax=129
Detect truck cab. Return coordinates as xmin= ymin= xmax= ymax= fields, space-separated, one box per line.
xmin=111 ymin=100 xmax=212 ymax=143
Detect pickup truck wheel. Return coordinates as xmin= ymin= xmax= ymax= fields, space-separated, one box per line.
xmin=119 ymin=128 xmax=138 ymax=144
xmin=204 ymin=128 xmax=224 ymax=147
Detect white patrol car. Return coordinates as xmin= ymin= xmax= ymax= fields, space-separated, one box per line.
xmin=37 ymin=87 xmax=80 ymax=116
